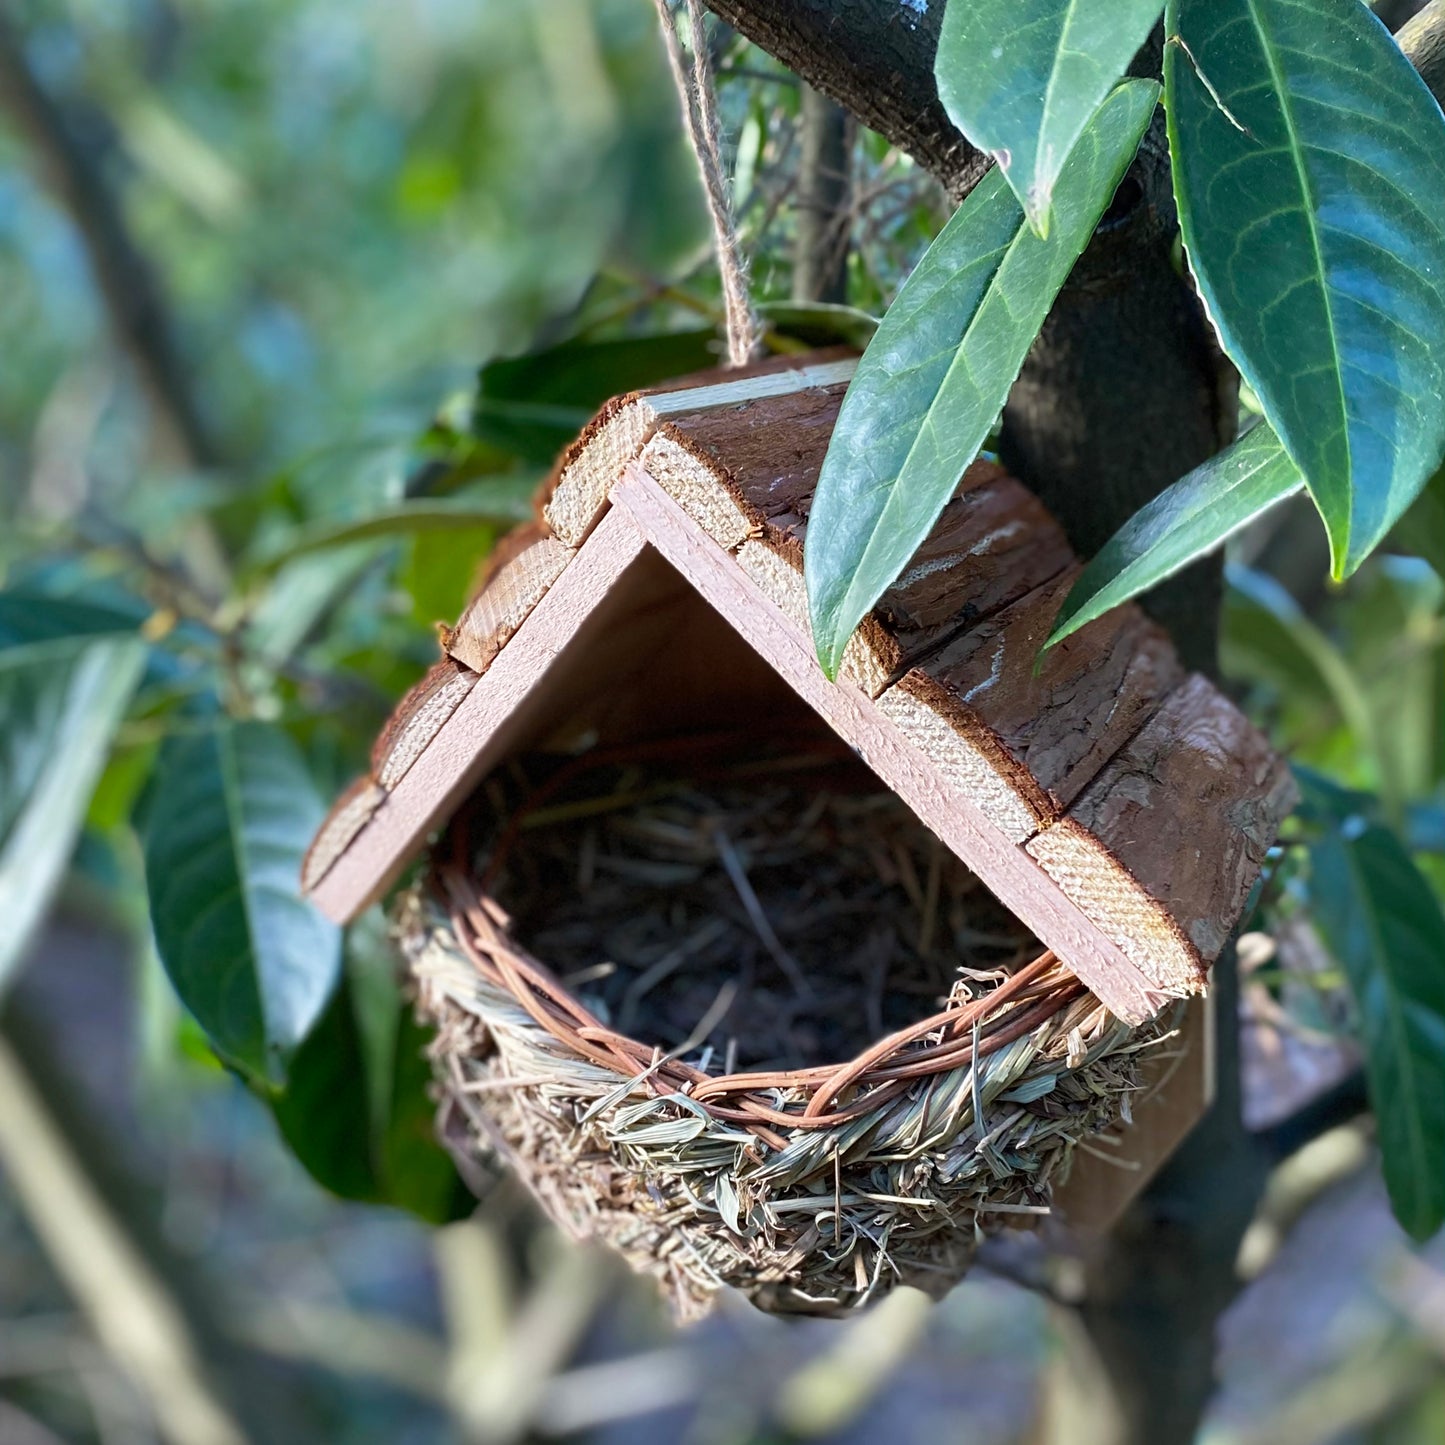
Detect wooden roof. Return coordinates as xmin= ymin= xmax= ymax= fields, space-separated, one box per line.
xmin=302 ymin=350 xmax=1295 ymax=1026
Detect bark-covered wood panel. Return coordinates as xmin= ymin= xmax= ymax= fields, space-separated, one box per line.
xmin=889 ymin=570 xmax=1185 ymax=822
xmin=1028 ymin=675 xmax=1298 ymax=993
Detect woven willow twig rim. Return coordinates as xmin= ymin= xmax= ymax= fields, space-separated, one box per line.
xmin=440 ymin=867 xmax=1087 ymax=1149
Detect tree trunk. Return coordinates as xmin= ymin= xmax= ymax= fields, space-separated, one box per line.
xmin=705 ymin=4 xmax=1248 ymax=1436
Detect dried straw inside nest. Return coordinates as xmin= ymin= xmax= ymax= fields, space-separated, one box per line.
xmin=401 ymin=743 xmax=1178 ymax=1320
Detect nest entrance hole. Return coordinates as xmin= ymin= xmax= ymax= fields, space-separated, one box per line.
xmin=441 ymin=740 xmax=1054 ymax=1082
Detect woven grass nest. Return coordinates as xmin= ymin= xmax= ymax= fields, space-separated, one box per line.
xmin=399 ymin=739 xmax=1179 ymax=1320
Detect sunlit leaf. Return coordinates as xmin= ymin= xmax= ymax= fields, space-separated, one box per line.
xmin=474 ymin=328 xmax=722 ymax=463
xmin=1048 ymin=421 xmax=1303 ymax=645
xmin=805 ymin=80 xmax=1157 ymax=677
xmin=937 ymin=0 xmax=1162 ymax=236
xmin=1165 ymin=0 xmax=1445 ymax=576
xmin=401 ymin=523 xmax=498 ymax=627
xmin=1309 ymin=816 xmax=1445 ymax=1241
xmin=144 ymin=720 xmax=341 ymax=1086
xmin=0 ymin=623 xmax=146 ymax=994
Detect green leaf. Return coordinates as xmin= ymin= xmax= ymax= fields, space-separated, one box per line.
xmin=1165 ymin=0 xmax=1445 ymax=577
xmin=1048 ymin=422 xmax=1303 ymax=645
xmin=474 ymin=328 xmax=722 ymax=463
xmin=1228 ymin=564 xmax=1389 ymax=798
xmin=271 ymin=973 xmax=380 ymax=1201
xmin=0 ymin=636 xmax=146 ymax=994
xmin=251 ymin=488 xmax=534 ymax=575
xmin=381 ymin=1009 xmax=467 ymax=1222
xmin=144 ymin=720 xmax=341 ymax=1086
xmin=756 ymin=301 xmax=879 ymax=351
xmin=937 ymin=0 xmax=1163 ymax=237
xmin=401 ymin=523 xmax=498 ymax=627
xmin=0 ymin=591 xmax=143 ymax=664
xmin=272 ymin=922 xmax=464 ymax=1219
xmin=805 ymin=79 xmax=1157 ymax=677
xmin=1310 ymin=819 xmax=1445 ymax=1241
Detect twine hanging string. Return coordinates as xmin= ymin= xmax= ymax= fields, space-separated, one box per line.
xmin=652 ymin=0 xmax=760 ymax=367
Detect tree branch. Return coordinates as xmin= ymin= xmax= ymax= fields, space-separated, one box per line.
xmin=1399 ymin=0 xmax=1445 ymax=106
xmin=705 ymin=0 xmax=988 ymax=200
xmin=0 ymin=12 xmax=220 ymax=469
xmin=792 ymin=86 xmax=853 ymax=305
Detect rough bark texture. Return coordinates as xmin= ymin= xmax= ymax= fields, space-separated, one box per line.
xmin=706 ymin=0 xmax=989 ymax=201
xmin=1041 ymin=676 xmax=1297 ymax=963
xmin=905 ymin=571 xmax=1184 ymax=818
xmin=998 ymin=163 xmax=1231 ymax=675
xmin=1399 ymin=0 xmax=1445 ymax=105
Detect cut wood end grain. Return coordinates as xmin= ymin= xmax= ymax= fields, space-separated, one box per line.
xmin=371 ymin=658 xmax=477 ymax=790
xmin=1027 ymin=816 xmax=1209 ymax=997
xmin=541 ymin=351 xmax=858 ymax=547
xmin=1027 ymin=673 xmax=1299 ymax=992
xmin=447 ymin=533 xmax=574 ymax=674
xmin=302 ymin=777 xmax=386 ymax=895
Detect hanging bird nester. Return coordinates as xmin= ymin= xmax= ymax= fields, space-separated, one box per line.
xmin=303 ymin=352 xmax=1295 ymax=1319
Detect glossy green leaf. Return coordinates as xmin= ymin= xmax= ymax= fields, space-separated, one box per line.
xmin=1228 ymin=563 xmax=1389 ymax=795
xmin=272 ymin=924 xmax=464 ymax=1219
xmin=1310 ymin=818 xmax=1445 ymax=1240
xmin=937 ymin=0 xmax=1162 ymax=236
xmin=0 ymin=591 xmax=142 ymax=661
xmin=0 ymin=635 xmax=146 ymax=994
xmin=1048 ymin=421 xmax=1303 ymax=645
xmin=805 ymin=80 xmax=1157 ymax=677
xmin=474 ymin=328 xmax=722 ymax=463
xmin=1165 ymin=0 xmax=1445 ymax=577
xmin=144 ymin=720 xmax=341 ymax=1086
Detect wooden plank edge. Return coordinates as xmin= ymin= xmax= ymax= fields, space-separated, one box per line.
xmin=1027 ymin=673 xmax=1298 ymax=995
xmin=1026 ymin=816 xmax=1209 ymax=996
xmin=307 ymin=506 xmax=652 ymax=923
xmin=302 ymin=776 xmax=387 ymax=896
xmin=371 ymin=659 xmax=479 ymax=791
xmin=447 ymin=533 xmax=575 ymax=675
xmin=542 ymin=393 xmax=654 ymax=547
xmin=872 ymin=673 xmax=1051 ymax=844
xmin=543 ymin=355 xmax=858 ymax=548
xmin=611 ymin=463 xmax=1171 ymax=1025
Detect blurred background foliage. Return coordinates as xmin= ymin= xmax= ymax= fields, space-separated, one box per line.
xmin=0 ymin=1 xmax=1443 ymax=1442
